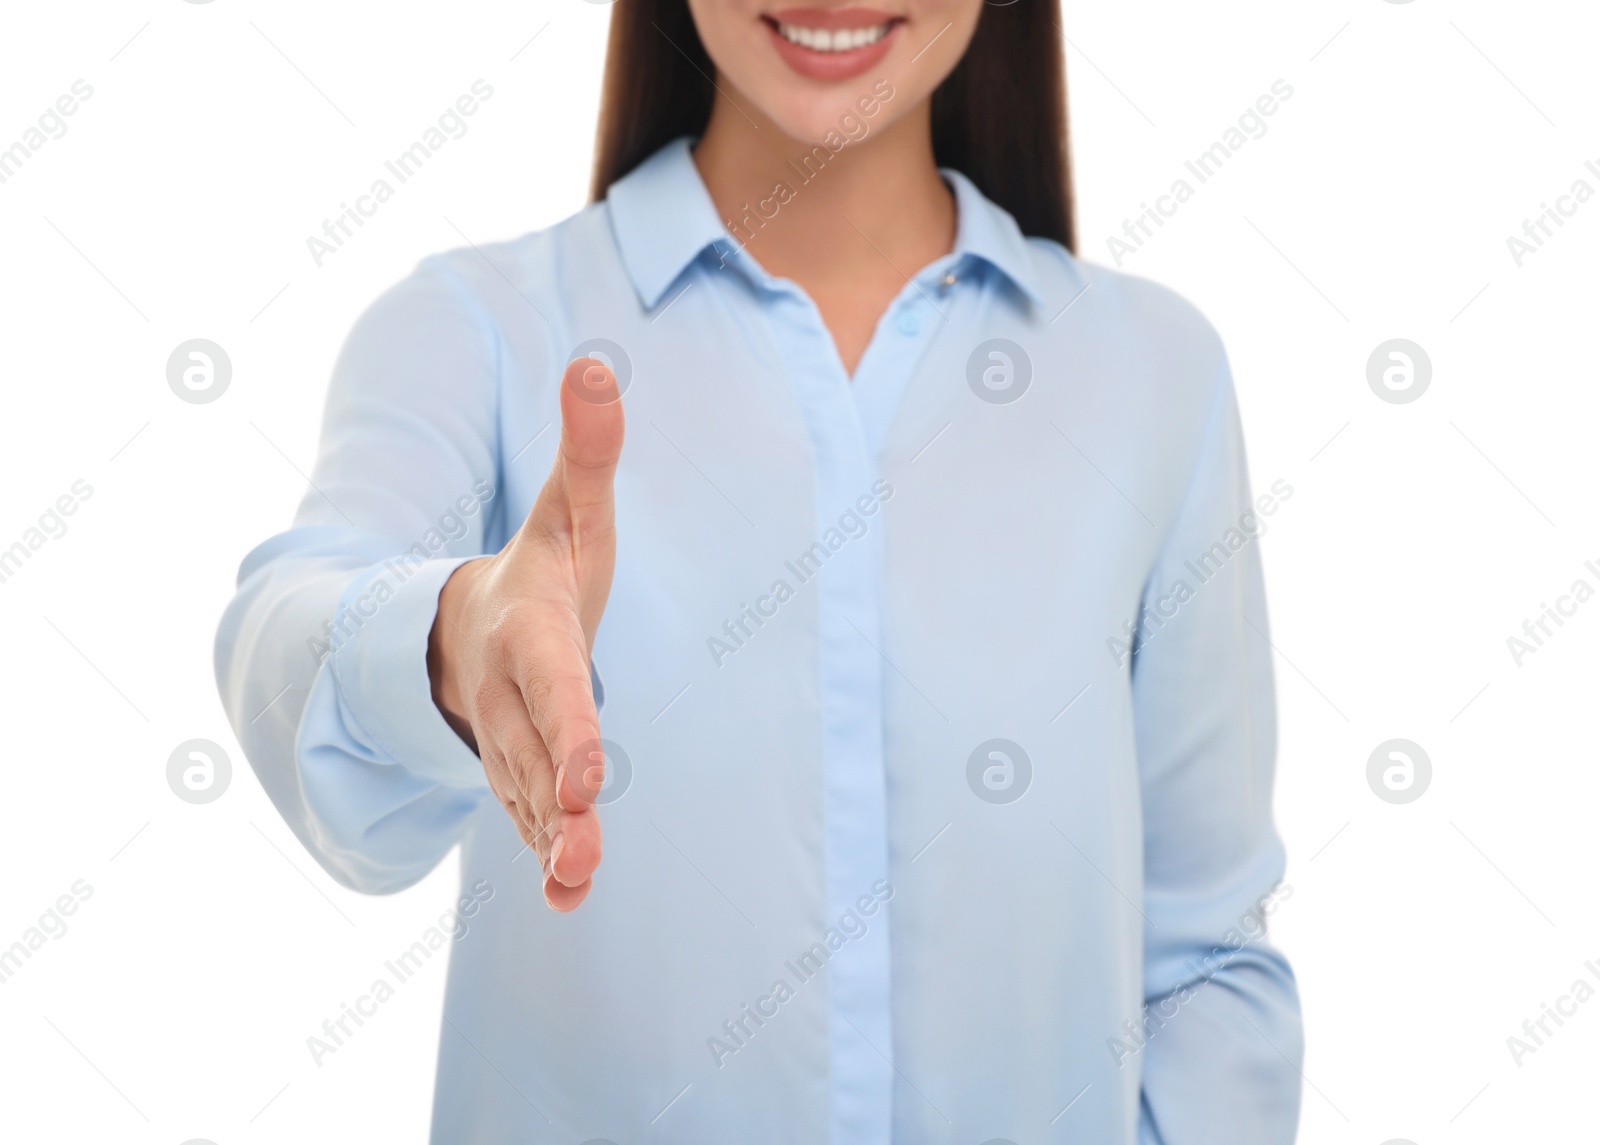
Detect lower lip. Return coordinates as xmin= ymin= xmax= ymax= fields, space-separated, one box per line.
xmin=766 ymin=20 xmax=901 ymax=82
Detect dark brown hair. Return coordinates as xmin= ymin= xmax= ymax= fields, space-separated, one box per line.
xmin=589 ymin=0 xmax=1075 ymax=253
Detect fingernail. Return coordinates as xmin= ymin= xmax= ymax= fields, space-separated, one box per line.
xmin=549 ymin=832 xmax=566 ymax=880
xmin=584 ymin=765 xmax=605 ymax=794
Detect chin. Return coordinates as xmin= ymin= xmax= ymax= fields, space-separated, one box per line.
xmin=761 ymin=89 xmax=897 ymax=148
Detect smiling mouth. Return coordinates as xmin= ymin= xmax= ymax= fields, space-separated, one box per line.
xmin=766 ymin=17 xmax=900 ymax=52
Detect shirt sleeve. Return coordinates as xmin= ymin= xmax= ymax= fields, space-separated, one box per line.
xmin=214 ymin=255 xmax=507 ymax=895
xmin=1128 ymin=358 xmax=1304 ymax=1144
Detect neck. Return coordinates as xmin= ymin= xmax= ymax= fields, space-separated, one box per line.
xmin=692 ymin=88 xmax=957 ymax=293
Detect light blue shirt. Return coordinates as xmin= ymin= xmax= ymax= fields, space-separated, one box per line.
xmin=217 ymin=137 xmax=1301 ymax=1144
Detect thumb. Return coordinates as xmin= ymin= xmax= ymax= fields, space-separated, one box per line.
xmin=554 ymin=356 xmax=625 ymax=512
xmin=522 ymin=356 xmax=625 ymax=634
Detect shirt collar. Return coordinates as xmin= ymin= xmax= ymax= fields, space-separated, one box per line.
xmin=605 ymin=136 xmax=1046 ymax=310
xmin=939 ymin=166 xmax=1046 ymax=308
xmin=605 ymin=138 xmax=730 ymax=310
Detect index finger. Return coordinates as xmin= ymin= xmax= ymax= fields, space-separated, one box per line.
xmin=509 ymin=622 xmax=606 ymax=813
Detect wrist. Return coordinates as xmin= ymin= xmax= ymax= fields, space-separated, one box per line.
xmin=428 ymin=556 xmax=488 ymax=749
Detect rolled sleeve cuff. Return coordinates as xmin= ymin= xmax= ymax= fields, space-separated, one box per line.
xmin=330 ymin=556 xmax=487 ymax=789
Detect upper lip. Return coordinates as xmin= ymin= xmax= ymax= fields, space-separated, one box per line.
xmin=765 ymin=6 xmax=902 ymax=30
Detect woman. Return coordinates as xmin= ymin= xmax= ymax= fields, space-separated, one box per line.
xmin=217 ymin=0 xmax=1303 ymax=1140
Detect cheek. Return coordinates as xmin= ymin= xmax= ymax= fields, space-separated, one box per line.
xmin=685 ymin=0 xmax=763 ymax=74
xmin=901 ymin=0 xmax=984 ymax=64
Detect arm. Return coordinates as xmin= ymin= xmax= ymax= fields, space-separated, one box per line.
xmin=1130 ymin=362 xmax=1304 ymax=1144
xmin=216 ymin=254 xmax=622 ymax=907
xmin=215 ymin=257 xmax=505 ymax=894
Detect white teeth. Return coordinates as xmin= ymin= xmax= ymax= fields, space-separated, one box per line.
xmin=778 ymin=21 xmax=889 ymax=52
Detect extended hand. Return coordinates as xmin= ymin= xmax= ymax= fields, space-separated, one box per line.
xmin=428 ymin=357 xmax=624 ymax=911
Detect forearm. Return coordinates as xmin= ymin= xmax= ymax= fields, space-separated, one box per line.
xmin=216 ymin=531 xmax=489 ymax=893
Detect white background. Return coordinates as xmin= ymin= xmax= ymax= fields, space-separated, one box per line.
xmin=1 ymin=1 xmax=1596 ymax=1142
